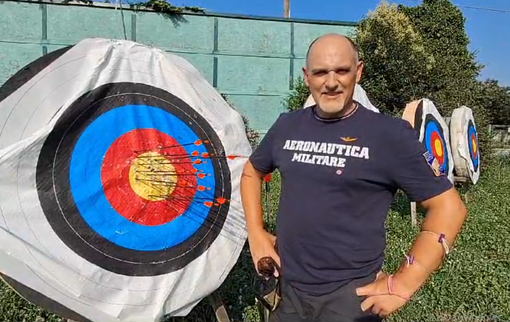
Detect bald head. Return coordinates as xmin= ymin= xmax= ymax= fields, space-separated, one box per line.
xmin=302 ymin=33 xmax=363 ymax=118
xmin=305 ymin=34 xmax=359 ymax=68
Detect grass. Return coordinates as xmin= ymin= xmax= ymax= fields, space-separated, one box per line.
xmin=1 ymin=158 xmax=509 ymax=322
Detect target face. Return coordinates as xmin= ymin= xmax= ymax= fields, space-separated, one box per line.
xmin=404 ymin=99 xmax=454 ymax=182
xmin=468 ymin=120 xmax=479 ymax=172
xmin=450 ymin=106 xmax=481 ymax=184
xmin=0 ymin=38 xmax=251 ymax=322
xmin=423 ymin=114 xmax=449 ymax=176
xmin=37 ymin=82 xmax=230 ymax=276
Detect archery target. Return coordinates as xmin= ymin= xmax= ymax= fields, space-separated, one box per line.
xmin=450 ymin=106 xmax=480 ymax=184
xmin=0 ymin=38 xmax=251 ymax=322
xmin=402 ymin=99 xmax=454 ymax=183
xmin=302 ymin=84 xmax=380 ymax=113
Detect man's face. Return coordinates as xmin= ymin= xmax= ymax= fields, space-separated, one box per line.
xmin=303 ymin=39 xmax=363 ymax=116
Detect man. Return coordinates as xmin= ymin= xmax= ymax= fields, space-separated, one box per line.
xmin=240 ymin=33 xmax=467 ymax=322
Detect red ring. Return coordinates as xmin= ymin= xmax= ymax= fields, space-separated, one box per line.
xmin=471 ymin=133 xmax=478 ymax=159
xmin=101 ymin=129 xmax=197 ymax=226
xmin=430 ymin=131 xmax=445 ymax=166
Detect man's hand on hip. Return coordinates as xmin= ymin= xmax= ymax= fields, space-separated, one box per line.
xmin=355 ymin=271 xmax=410 ymax=318
xmin=248 ymin=229 xmax=280 ymax=277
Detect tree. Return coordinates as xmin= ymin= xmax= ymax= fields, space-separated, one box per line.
xmin=353 ymin=2 xmax=436 ymax=116
xmin=477 ymin=79 xmax=510 ymax=125
xmin=351 ymin=0 xmax=495 ymax=168
xmin=397 ymin=0 xmax=483 ymax=114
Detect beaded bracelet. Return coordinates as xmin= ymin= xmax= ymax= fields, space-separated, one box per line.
xmin=419 ymin=230 xmax=451 ymax=256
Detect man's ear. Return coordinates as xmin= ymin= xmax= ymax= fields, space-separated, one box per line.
xmin=302 ymin=67 xmax=310 ymax=87
xmin=356 ymin=61 xmax=364 ymax=83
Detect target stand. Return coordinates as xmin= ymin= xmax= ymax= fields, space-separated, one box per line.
xmin=0 ymin=38 xmax=252 ymax=322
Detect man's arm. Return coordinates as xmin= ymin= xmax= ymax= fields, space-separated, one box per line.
xmin=386 ymin=121 xmax=468 ymax=297
xmin=240 ymin=160 xmax=268 ymax=235
xmin=358 ymin=120 xmax=468 ymax=316
xmin=392 ymin=187 xmax=467 ymax=297
xmin=240 ymin=114 xmax=285 ymax=273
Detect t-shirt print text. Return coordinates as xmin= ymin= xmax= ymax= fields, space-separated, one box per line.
xmin=282 ymin=139 xmax=370 ymax=170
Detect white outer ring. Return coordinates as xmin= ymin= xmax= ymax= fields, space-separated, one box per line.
xmin=450 ymin=106 xmax=480 ymax=184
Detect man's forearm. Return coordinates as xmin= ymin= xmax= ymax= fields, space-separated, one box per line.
xmin=393 ymin=193 xmax=467 ymax=297
xmin=240 ymin=163 xmax=266 ymax=234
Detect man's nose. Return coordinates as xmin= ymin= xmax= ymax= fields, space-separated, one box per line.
xmin=325 ymin=72 xmax=338 ymax=90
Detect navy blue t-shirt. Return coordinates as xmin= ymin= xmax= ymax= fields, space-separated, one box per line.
xmin=249 ymin=104 xmax=453 ymax=295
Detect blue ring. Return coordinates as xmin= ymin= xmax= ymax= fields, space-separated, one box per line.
xmin=468 ymin=124 xmax=479 ymax=168
xmin=69 ymin=105 xmax=216 ymax=251
xmin=424 ymin=120 xmax=448 ymax=175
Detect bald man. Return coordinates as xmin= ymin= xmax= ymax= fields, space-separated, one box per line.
xmin=241 ymin=34 xmax=466 ymax=322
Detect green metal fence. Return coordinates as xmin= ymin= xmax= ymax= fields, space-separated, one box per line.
xmin=0 ymin=0 xmax=356 ymax=133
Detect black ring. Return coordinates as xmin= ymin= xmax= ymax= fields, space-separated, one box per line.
xmin=36 ymin=82 xmax=231 ymax=276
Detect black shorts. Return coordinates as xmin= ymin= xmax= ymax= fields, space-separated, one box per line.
xmin=269 ymin=272 xmax=383 ymax=322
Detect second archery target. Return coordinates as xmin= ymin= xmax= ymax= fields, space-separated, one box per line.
xmin=450 ymin=106 xmax=481 ymax=184
xmin=0 ymin=38 xmax=251 ymax=322
xmin=402 ymin=99 xmax=455 ymax=183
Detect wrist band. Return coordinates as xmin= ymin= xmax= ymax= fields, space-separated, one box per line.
xmin=419 ymin=230 xmax=451 ymax=256
xmin=387 ymin=275 xmax=411 ymax=301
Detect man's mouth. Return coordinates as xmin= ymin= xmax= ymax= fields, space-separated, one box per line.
xmin=323 ymin=92 xmax=342 ymax=98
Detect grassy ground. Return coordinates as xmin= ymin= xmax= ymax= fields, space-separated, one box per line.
xmin=1 ymin=158 xmax=509 ymax=322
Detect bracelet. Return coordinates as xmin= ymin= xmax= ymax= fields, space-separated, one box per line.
xmin=419 ymin=230 xmax=451 ymax=256
xmin=387 ymin=275 xmax=412 ymax=301
xmin=403 ymin=251 xmax=434 ymax=275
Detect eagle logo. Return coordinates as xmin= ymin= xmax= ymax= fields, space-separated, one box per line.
xmin=340 ymin=137 xmax=357 ymax=142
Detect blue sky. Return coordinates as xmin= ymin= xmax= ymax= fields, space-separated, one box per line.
xmin=167 ymin=0 xmax=509 ymax=86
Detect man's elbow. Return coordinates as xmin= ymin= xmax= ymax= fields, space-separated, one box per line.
xmin=448 ymin=188 xmax=468 ymax=221
xmin=423 ymin=187 xmax=468 ymax=223
xmin=241 ymin=160 xmax=265 ymax=183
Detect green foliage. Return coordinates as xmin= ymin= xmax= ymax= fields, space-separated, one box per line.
xmin=353 ymin=0 xmax=482 ymax=115
xmin=477 ymin=79 xmax=510 ymax=125
xmin=0 ymin=284 xmax=62 ymax=322
xmin=352 ymin=0 xmax=496 ymax=171
xmin=353 ymin=2 xmax=436 ymax=115
xmin=131 ymin=0 xmax=204 ymax=15
xmin=282 ymin=77 xmax=310 ymax=112
xmin=398 ymin=0 xmax=483 ymax=110
xmin=60 ymin=0 xmax=205 ymax=15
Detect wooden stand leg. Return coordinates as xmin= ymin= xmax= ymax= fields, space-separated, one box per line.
xmin=410 ymin=201 xmax=417 ymax=227
xmin=207 ymin=291 xmax=231 ymax=322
